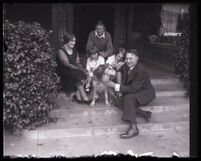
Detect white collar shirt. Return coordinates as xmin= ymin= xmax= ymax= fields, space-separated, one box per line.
xmin=95 ymin=31 xmax=105 ymax=38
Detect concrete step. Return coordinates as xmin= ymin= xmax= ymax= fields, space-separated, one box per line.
xmin=147 ymin=96 xmax=189 ymax=106
xmin=23 ymin=121 xmax=189 ymax=140
xmin=54 ymin=93 xmax=189 ymax=110
xmin=50 ymin=104 xmax=189 ymax=118
xmin=50 ymin=107 xmax=189 ymax=128
xmin=23 ymin=107 xmax=189 ymax=139
xmin=152 ymin=80 xmax=187 ymax=97
xmin=151 ymin=78 xmax=180 ymax=86
xmin=153 ymin=83 xmax=184 ymax=91
xmin=156 ymin=90 xmax=186 ymax=97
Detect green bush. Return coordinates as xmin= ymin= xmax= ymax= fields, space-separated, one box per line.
xmin=175 ymin=16 xmax=190 ymax=96
xmin=3 ymin=20 xmax=60 ymax=133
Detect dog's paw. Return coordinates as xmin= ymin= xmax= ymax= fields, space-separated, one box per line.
xmin=90 ymin=101 xmax=95 ymax=107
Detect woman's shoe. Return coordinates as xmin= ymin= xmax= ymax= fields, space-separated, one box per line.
xmin=137 ymin=111 xmax=152 ymax=122
xmin=95 ymin=97 xmax=99 ymax=102
xmin=146 ymin=111 xmax=152 ymax=118
xmin=144 ymin=111 xmax=152 ymax=122
xmin=82 ymin=100 xmax=91 ymax=105
xmin=72 ymin=95 xmax=83 ymax=104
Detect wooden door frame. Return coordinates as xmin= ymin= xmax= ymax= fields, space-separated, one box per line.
xmin=51 ymin=4 xmax=74 ymax=52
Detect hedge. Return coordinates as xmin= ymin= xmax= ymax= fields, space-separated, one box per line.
xmin=175 ymin=14 xmax=190 ymax=96
xmin=3 ymin=20 xmax=60 ymax=133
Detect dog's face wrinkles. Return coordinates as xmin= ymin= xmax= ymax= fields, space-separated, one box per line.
xmin=94 ymin=64 xmax=116 ymax=81
xmin=104 ymin=65 xmax=116 ymax=77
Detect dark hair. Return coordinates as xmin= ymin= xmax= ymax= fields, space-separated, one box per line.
xmin=89 ymin=46 xmax=99 ymax=56
xmin=95 ymin=20 xmax=105 ymax=28
xmin=63 ymin=32 xmax=75 ymax=44
xmin=116 ymin=48 xmax=126 ymax=55
xmin=127 ymin=49 xmax=140 ymax=58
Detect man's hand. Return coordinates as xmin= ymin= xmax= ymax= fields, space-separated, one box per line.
xmin=103 ymin=80 xmax=116 ymax=89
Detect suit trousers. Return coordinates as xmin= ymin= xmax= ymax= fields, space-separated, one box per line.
xmin=114 ymin=94 xmax=149 ymax=124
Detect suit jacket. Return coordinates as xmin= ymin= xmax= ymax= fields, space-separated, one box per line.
xmin=120 ymin=62 xmax=156 ymax=105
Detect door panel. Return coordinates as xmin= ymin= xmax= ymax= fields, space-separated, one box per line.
xmin=73 ymin=4 xmax=114 ymax=55
xmin=113 ymin=4 xmax=128 ymax=51
xmin=52 ymin=4 xmax=73 ymax=51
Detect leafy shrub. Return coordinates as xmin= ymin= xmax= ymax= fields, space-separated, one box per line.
xmin=3 ymin=20 xmax=60 ymax=133
xmin=175 ymin=16 xmax=190 ymax=96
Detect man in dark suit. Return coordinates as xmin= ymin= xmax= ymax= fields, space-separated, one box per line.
xmin=103 ymin=49 xmax=156 ymax=139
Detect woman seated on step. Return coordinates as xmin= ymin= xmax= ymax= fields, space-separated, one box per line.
xmin=56 ymin=32 xmax=91 ymax=105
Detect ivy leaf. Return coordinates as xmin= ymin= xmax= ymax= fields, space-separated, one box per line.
xmin=3 ymin=20 xmax=60 ymax=133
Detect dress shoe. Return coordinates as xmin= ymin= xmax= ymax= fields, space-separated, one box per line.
xmin=120 ymin=127 xmax=139 ymax=139
xmin=120 ymin=125 xmax=132 ymax=135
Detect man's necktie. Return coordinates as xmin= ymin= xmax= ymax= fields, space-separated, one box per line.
xmin=128 ymin=68 xmax=131 ymax=75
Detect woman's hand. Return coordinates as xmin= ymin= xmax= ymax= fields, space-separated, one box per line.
xmin=80 ymin=68 xmax=88 ymax=75
xmin=91 ymin=67 xmax=96 ymax=72
xmin=116 ymin=62 xmax=124 ymax=71
xmin=78 ymin=67 xmax=86 ymax=72
xmin=111 ymin=61 xmax=117 ymax=68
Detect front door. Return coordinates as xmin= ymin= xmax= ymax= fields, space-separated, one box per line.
xmin=52 ymin=4 xmax=73 ymax=51
xmin=73 ymin=4 xmax=115 ymax=56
